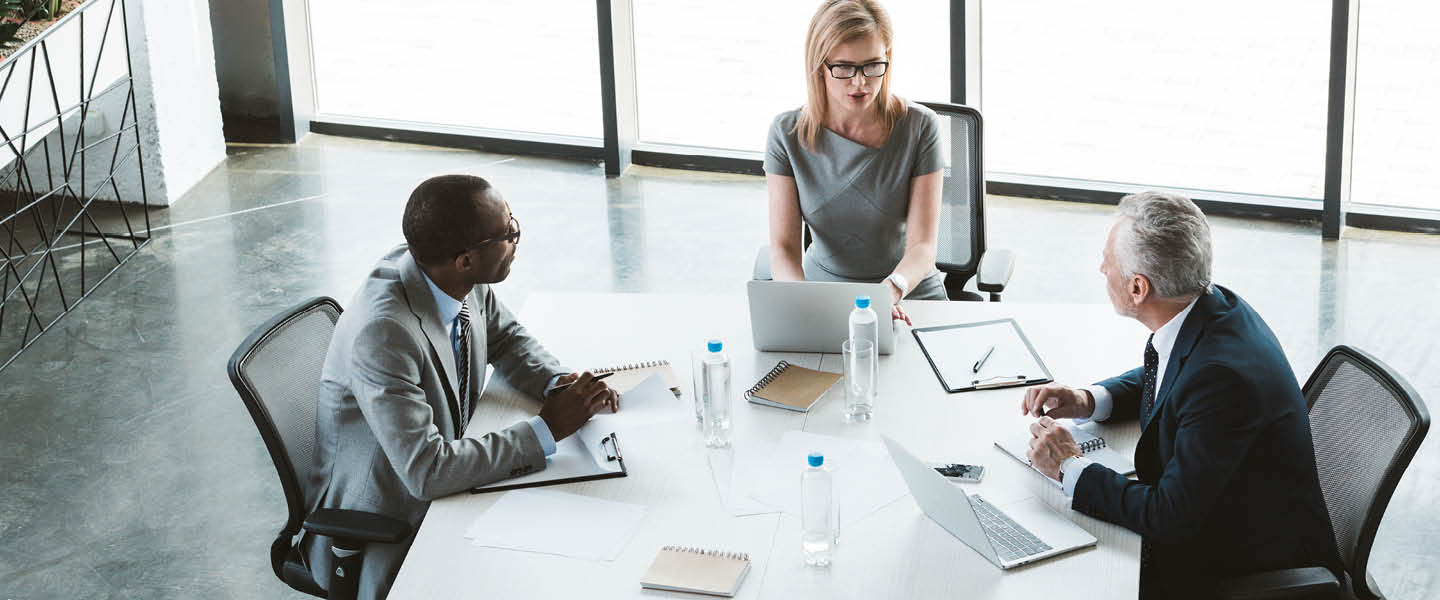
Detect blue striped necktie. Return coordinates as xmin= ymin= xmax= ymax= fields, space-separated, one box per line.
xmin=455 ymin=301 xmax=472 ymax=437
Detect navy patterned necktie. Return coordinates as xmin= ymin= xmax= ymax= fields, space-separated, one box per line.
xmin=1140 ymin=334 xmax=1159 ymax=423
xmin=455 ymin=301 xmax=472 ymax=437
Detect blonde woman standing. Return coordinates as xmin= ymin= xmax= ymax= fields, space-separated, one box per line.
xmin=763 ymin=0 xmax=945 ymax=324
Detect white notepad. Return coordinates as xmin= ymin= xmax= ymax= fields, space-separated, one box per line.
xmin=995 ymin=422 xmax=1137 ymax=487
xmin=640 ymin=545 xmax=751 ymax=597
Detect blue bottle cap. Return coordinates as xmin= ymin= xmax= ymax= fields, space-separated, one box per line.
xmin=808 ymin=452 xmax=824 ymax=467
xmin=707 ymin=338 xmax=723 ymax=353
xmin=855 ymin=295 xmax=871 ymax=309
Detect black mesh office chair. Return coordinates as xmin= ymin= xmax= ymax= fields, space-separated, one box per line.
xmin=916 ymin=101 xmax=1013 ymax=301
xmin=753 ymin=102 xmax=1014 ymax=301
xmin=228 ymin=297 xmax=409 ymax=600
xmin=1215 ymin=345 xmax=1430 ymax=600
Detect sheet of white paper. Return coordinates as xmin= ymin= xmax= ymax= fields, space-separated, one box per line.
xmin=708 ymin=446 xmax=781 ymax=516
xmin=741 ymin=431 xmax=907 ymax=527
xmin=464 ymin=488 xmax=647 ymax=561
xmin=588 ymin=374 xmax=691 ymax=432
xmin=915 ymin=321 xmax=1047 ymax=390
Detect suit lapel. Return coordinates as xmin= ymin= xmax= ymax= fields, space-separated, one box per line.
xmin=398 ymin=252 xmax=462 ymax=417
xmin=464 ymin=286 xmax=487 ymax=421
xmin=1141 ymin=287 xmax=1221 ymax=433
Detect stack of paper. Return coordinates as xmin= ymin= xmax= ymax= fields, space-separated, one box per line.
xmin=464 ymin=488 xmax=647 ymax=561
xmin=588 ymin=374 xmax=691 ymax=431
xmin=708 ymin=445 xmax=780 ymax=516
xmin=708 ymin=431 xmax=909 ymax=527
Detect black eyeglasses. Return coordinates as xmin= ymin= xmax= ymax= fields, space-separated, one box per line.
xmin=825 ymin=61 xmax=888 ymax=79
xmin=471 ymin=214 xmax=521 ymax=249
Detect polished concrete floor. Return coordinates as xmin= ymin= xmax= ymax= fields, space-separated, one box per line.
xmin=1 ymin=134 xmax=1437 ymax=598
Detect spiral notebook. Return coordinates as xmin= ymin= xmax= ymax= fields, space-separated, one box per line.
xmin=995 ymin=424 xmax=1136 ymax=487
xmin=639 ymin=546 xmax=752 ymax=597
xmin=744 ymin=361 xmax=842 ymax=412
xmin=593 ymin=359 xmax=681 ymax=397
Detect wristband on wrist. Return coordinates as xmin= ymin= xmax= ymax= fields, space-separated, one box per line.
xmin=886 ymin=272 xmax=910 ymax=297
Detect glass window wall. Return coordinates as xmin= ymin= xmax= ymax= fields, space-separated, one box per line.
xmin=981 ymin=1 xmax=1331 ymax=199
xmin=308 ymin=0 xmax=603 ymax=139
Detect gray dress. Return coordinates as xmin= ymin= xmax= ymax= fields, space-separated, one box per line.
xmin=764 ymin=101 xmax=947 ymax=300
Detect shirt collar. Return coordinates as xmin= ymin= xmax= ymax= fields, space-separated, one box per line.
xmin=421 ymin=270 xmax=464 ymax=329
xmin=1151 ymin=296 xmax=1200 ymax=359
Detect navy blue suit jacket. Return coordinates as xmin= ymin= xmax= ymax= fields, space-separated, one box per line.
xmin=1071 ymin=285 xmax=1340 ymax=596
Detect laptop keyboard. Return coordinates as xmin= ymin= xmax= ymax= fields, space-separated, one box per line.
xmin=970 ymin=495 xmax=1052 ymax=562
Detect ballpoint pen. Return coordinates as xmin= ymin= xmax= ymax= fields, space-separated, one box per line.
xmin=972 ymin=344 xmax=996 ymax=373
xmin=550 ymin=371 xmax=614 ymax=392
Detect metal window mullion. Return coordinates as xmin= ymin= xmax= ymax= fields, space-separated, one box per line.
xmin=596 ymin=0 xmax=638 ymax=177
xmin=1322 ymin=0 xmax=1360 ymax=239
xmin=950 ymin=0 xmax=965 ymax=104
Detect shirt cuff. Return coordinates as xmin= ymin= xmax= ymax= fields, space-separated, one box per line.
xmin=544 ymin=374 xmax=566 ymax=396
xmin=1061 ymin=456 xmax=1093 ymax=499
xmin=1072 ymin=385 xmax=1113 ymax=425
xmin=525 ymin=415 xmax=557 ymax=457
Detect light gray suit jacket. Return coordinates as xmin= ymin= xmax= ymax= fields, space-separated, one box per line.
xmin=302 ymin=245 xmax=565 ymax=599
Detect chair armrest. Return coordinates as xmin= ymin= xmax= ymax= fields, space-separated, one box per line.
xmin=753 ymin=245 xmax=772 ymax=281
xmin=1213 ymin=566 xmax=1339 ymax=600
xmin=976 ymin=249 xmax=1015 ymax=293
xmin=303 ymin=509 xmax=411 ymax=545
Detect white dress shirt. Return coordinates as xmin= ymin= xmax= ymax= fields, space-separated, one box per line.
xmin=1060 ymin=297 xmax=1200 ymax=497
xmin=423 ymin=273 xmax=559 ymax=456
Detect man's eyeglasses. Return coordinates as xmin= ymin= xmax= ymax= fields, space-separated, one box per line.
xmin=472 ymin=214 xmax=521 ymax=248
xmin=825 ymin=61 xmax=888 ymax=79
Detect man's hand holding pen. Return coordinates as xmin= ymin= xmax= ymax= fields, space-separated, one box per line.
xmin=541 ymin=372 xmax=619 ymax=441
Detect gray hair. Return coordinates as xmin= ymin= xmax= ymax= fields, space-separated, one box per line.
xmin=1114 ymin=191 xmax=1213 ymax=301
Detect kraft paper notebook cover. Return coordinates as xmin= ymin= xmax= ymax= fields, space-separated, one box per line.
xmin=744 ymin=361 xmax=842 ymax=412
xmin=594 ymin=359 xmax=681 ymax=397
xmin=639 ymin=546 xmax=751 ymax=597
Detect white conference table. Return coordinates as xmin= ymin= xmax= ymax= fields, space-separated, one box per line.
xmin=391 ymin=293 xmax=1150 ymax=599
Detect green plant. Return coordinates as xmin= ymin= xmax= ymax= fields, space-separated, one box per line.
xmin=15 ymin=0 xmax=58 ymax=19
xmin=1 ymin=0 xmax=63 ymax=50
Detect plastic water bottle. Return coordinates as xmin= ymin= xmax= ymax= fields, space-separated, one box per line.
xmin=848 ymin=295 xmax=878 ymax=355
xmin=701 ymin=339 xmax=732 ymax=448
xmin=801 ymin=452 xmax=837 ymax=567
xmin=845 ymin=295 xmax=879 ymax=422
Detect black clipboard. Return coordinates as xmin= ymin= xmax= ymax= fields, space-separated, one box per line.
xmin=469 ymin=432 xmax=628 ymax=494
xmin=911 ymin=318 xmax=1054 ymax=393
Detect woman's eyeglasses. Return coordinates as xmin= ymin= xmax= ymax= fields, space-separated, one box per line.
xmin=825 ymin=61 xmax=888 ymax=79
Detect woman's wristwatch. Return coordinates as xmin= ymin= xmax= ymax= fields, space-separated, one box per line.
xmin=886 ymin=272 xmax=910 ymax=298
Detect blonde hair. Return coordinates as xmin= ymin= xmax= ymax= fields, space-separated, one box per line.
xmin=793 ymin=0 xmax=905 ymax=151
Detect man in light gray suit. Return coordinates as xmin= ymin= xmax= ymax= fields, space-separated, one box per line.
xmin=302 ymin=174 xmax=618 ymax=598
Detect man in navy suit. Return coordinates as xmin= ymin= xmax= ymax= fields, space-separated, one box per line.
xmin=1021 ymin=191 xmax=1340 ymax=598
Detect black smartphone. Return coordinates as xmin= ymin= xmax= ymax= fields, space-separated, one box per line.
xmin=930 ymin=462 xmax=985 ymax=483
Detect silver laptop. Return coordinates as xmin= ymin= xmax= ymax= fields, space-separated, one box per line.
xmin=881 ymin=435 xmax=1096 ymax=569
xmin=747 ymin=280 xmax=895 ymax=354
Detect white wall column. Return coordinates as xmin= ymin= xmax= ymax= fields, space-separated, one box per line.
xmin=126 ymin=0 xmax=225 ymax=206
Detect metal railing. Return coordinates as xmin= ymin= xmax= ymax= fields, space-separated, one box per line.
xmin=0 ymin=0 xmax=149 ymax=372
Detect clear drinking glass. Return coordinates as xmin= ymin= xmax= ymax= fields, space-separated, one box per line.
xmin=842 ymin=338 xmax=877 ymax=422
xmin=690 ymin=350 xmax=704 ymax=423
